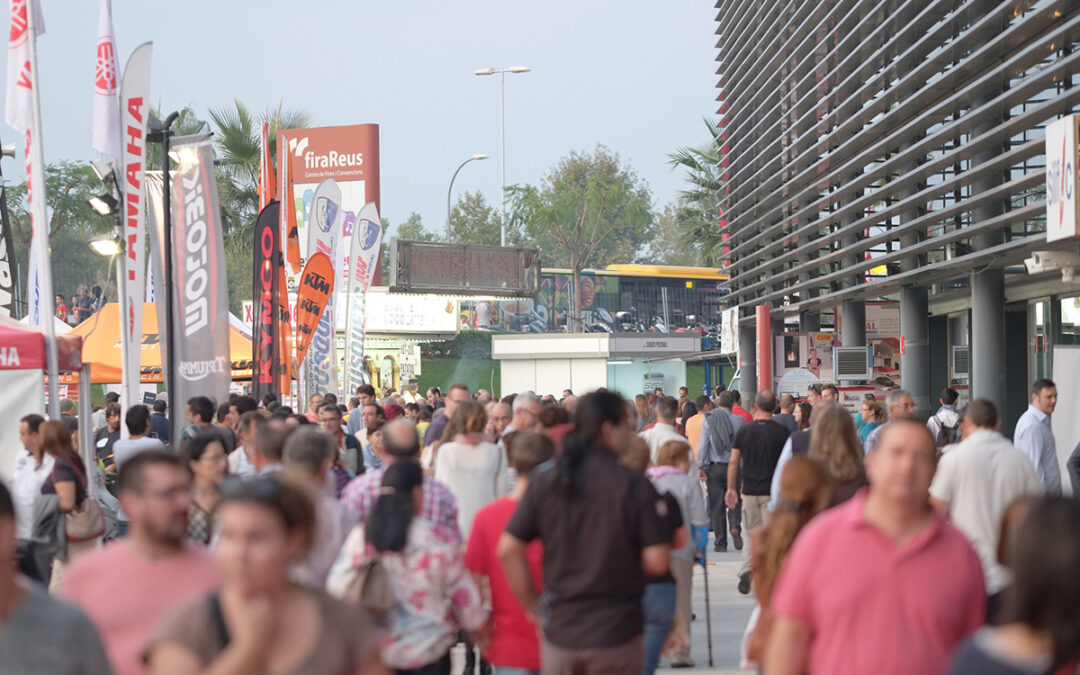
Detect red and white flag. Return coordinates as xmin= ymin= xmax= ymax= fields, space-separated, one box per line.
xmin=5 ymin=0 xmax=43 ymax=131
xmin=91 ymin=0 xmax=121 ymax=169
xmin=6 ymin=0 xmax=60 ymax=417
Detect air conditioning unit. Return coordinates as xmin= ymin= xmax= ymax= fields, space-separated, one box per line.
xmin=834 ymin=346 xmax=872 ymax=381
xmin=951 ymin=345 xmax=970 ymax=380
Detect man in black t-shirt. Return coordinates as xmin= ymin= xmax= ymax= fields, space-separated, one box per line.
xmin=94 ymin=403 xmax=122 ymax=466
xmin=725 ymin=390 xmax=790 ymax=591
xmin=499 ymin=391 xmax=671 ymax=674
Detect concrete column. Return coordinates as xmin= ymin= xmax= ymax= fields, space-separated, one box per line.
xmin=739 ymin=323 xmax=757 ymax=399
xmin=970 ymin=85 xmax=1007 ymax=410
xmin=757 ymin=305 xmax=774 ymax=393
xmin=841 ymin=301 xmax=866 ymax=347
xmin=901 ymin=286 xmax=931 ymax=414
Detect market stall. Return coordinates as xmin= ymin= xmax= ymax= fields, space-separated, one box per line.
xmin=0 ymin=316 xmax=84 ymax=482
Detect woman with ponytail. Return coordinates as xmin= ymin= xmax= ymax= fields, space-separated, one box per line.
xmin=359 ymin=461 xmax=486 ymax=674
xmin=746 ymin=455 xmax=831 ymax=667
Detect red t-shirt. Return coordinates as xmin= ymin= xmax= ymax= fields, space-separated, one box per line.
xmin=465 ymin=497 xmax=543 ymax=669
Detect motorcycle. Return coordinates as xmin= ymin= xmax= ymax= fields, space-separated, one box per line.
xmin=615 ymin=307 xmax=646 ymax=332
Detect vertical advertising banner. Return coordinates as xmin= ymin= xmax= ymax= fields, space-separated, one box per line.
xmin=170 ymin=136 xmax=230 ymax=409
xmin=277 ymin=124 xmax=379 ymax=399
xmin=0 ymin=174 xmax=17 ymax=317
xmin=119 ymin=42 xmax=151 ymax=416
xmin=251 ymin=201 xmax=280 ymax=402
xmin=344 ymin=202 xmax=382 ymax=395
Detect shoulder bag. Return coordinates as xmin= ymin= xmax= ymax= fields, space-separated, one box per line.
xmin=55 ymin=462 xmax=106 ymax=543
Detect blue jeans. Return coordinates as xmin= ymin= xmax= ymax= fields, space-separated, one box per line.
xmin=494 ymin=669 xmax=539 ymax=675
xmin=641 ymin=581 xmax=676 ymax=675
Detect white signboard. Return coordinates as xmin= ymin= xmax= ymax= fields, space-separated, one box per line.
xmin=399 ymin=344 xmax=421 ymax=379
xmin=720 ymin=307 xmax=740 ymax=355
xmin=1046 ymin=114 xmax=1080 ymax=242
xmin=357 ymin=287 xmax=458 ymax=334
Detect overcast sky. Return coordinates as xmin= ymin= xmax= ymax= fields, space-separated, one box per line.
xmin=5 ymin=1 xmax=718 ymax=240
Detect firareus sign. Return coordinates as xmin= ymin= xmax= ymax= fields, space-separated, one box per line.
xmin=277 ymin=124 xmax=380 ymax=398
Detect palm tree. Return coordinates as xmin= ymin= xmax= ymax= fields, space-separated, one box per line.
xmin=208 ymin=100 xmax=312 ymax=249
xmin=668 ymin=118 xmax=727 ymax=266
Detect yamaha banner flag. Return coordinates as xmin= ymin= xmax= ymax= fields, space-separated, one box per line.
xmin=251 ymin=200 xmax=280 ymax=402
xmin=119 ymin=42 xmax=152 ymax=422
xmin=170 ymin=136 xmax=230 ymax=410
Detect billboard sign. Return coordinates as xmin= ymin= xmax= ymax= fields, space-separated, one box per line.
xmin=1047 ymin=114 xmax=1079 ymax=242
xmin=389 ymin=240 xmax=541 ymax=297
xmin=278 ymin=124 xmax=380 ymax=397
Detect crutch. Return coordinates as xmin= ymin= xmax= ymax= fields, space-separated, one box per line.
xmin=694 ymin=526 xmax=714 ymax=668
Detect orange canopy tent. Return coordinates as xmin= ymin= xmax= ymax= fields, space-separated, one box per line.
xmin=58 ymin=303 xmax=253 ymax=384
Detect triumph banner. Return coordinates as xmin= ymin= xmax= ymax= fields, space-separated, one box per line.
xmin=170 ymin=136 xmax=230 ymax=409
xmin=119 ymin=42 xmax=151 ymax=415
xmin=251 ymin=200 xmax=280 ymax=402
xmin=343 ymin=202 xmax=381 ymax=396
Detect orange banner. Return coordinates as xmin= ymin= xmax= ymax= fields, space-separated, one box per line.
xmin=284 ymin=146 xmax=301 ymax=274
xmin=295 ymin=252 xmax=333 ymax=368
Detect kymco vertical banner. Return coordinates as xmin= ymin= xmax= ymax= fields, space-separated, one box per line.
xmin=170 ymin=136 xmax=230 ymax=409
xmin=251 ymin=200 xmax=280 ymax=402
xmin=277 ymin=124 xmax=379 ymax=396
xmin=119 ymin=42 xmax=151 ymax=415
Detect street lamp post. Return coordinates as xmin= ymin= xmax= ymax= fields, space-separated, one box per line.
xmin=446 ymin=154 xmax=488 ymax=242
xmin=147 ymin=111 xmax=179 ymax=445
xmin=474 ymin=66 xmax=529 ymax=247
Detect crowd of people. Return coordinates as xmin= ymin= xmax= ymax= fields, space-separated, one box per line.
xmin=2 ymin=376 xmax=1079 ymax=675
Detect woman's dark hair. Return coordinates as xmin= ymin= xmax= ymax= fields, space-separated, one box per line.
xmin=182 ymin=431 xmax=224 ymax=472
xmin=367 ymin=462 xmax=424 ymax=553
xmin=560 ymin=390 xmax=627 ymax=495
xmin=682 ymin=402 xmax=697 ymax=421
xmin=39 ymin=420 xmax=85 ymax=482
xmin=998 ymin=497 xmax=1080 ymax=670
xmin=537 ymin=404 xmax=570 ymax=429
xmin=796 ymin=402 xmax=813 ymax=431
xmin=217 ymin=475 xmax=315 ymax=552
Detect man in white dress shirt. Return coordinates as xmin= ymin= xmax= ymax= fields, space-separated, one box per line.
xmin=1013 ymin=378 xmax=1060 ymax=495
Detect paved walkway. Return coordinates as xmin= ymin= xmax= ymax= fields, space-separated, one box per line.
xmin=450 ymin=548 xmax=757 ymax=674
xmin=674 ymin=548 xmax=756 ymax=674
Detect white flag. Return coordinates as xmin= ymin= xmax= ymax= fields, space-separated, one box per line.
xmin=91 ymin=0 xmax=120 ymax=168
xmin=119 ymin=42 xmax=151 ymax=424
xmin=5 ymin=0 xmax=43 ymax=131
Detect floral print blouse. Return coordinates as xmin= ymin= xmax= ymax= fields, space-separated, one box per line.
xmin=337 ymin=518 xmax=487 ymax=669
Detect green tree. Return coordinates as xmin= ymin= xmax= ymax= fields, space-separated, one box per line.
xmin=668 ymin=118 xmax=726 ymax=266
xmin=393 ymin=212 xmax=437 ymax=242
xmin=508 ymin=145 xmax=653 ymax=331
xmin=4 ymin=161 xmax=116 ymax=313
xmin=448 ymin=191 xmax=501 ymax=245
xmin=641 ymin=201 xmax=705 ymax=266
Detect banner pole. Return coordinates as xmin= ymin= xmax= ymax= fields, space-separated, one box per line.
xmin=24 ymin=4 xmax=59 ymax=419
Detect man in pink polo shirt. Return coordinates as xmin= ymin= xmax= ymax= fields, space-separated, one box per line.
xmin=764 ymin=420 xmax=985 ymax=675
xmin=61 ymin=451 xmax=220 ymax=675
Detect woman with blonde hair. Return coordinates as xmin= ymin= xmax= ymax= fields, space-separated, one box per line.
xmin=634 ymin=394 xmax=651 ymax=431
xmin=807 ymin=402 xmax=869 ymax=506
xmin=747 ymin=455 xmax=831 ymax=667
xmin=858 ymin=399 xmax=886 ymax=443
xmin=433 ymin=400 xmax=507 ymax=540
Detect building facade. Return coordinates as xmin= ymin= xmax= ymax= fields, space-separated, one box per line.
xmin=715 ymin=0 xmax=1080 ymax=431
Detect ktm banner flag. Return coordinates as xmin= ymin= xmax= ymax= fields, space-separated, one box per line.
xmin=170 ymin=136 xmax=230 ymax=410
xmin=295 ymin=252 xmax=333 ymax=368
xmin=277 ymin=124 xmax=379 ymax=399
xmin=251 ymin=201 xmax=280 ymax=402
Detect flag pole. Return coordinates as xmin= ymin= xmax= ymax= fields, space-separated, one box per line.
xmin=24 ymin=3 xmax=59 ymax=418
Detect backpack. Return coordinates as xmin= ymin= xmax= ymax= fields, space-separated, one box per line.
xmin=933 ymin=413 xmax=960 ymax=448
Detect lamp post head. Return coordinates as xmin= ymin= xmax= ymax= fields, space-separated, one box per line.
xmin=508 ymin=66 xmax=530 ymax=73
xmin=474 ymin=67 xmax=495 ymax=76
xmin=88 ymin=234 xmax=122 ymax=257
xmin=472 ymin=154 xmax=489 ymax=160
